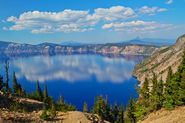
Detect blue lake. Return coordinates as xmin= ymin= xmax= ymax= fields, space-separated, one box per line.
xmin=0 ymin=54 xmax=145 ymax=111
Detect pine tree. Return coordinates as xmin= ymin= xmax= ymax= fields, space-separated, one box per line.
xmin=134 ymin=101 xmax=147 ymax=121
xmin=109 ymin=104 xmax=114 ymax=123
xmin=92 ymin=95 xmax=105 ymax=119
xmin=36 ymin=81 xmax=43 ymax=101
xmin=151 ymin=72 xmax=158 ymax=95
xmin=40 ymin=106 xmax=48 ymax=120
xmin=59 ymin=93 xmax=64 ymax=104
xmin=126 ymin=95 xmax=136 ymax=123
xmin=178 ymin=70 xmax=185 ymax=105
xmin=83 ymin=102 xmax=88 ymax=113
xmin=156 ymin=77 xmax=164 ymax=108
xmin=12 ymin=72 xmax=18 ymax=93
xmin=104 ymin=96 xmax=110 ymax=121
xmin=113 ymin=102 xmax=119 ymax=121
xmin=149 ymin=73 xmax=159 ymax=111
xmin=50 ymin=97 xmax=56 ymax=118
xmin=139 ymin=77 xmax=150 ymax=107
xmin=163 ymin=67 xmax=174 ymax=110
xmin=118 ymin=103 xmax=124 ymax=123
xmin=43 ymin=83 xmax=49 ymax=104
xmin=0 ymin=75 xmax=4 ymax=91
xmin=176 ymin=48 xmax=185 ymax=105
xmin=5 ymin=60 xmax=11 ymax=92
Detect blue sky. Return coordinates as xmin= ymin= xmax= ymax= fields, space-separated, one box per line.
xmin=0 ymin=0 xmax=185 ymax=44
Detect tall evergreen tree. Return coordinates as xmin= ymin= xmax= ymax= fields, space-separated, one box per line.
xmin=109 ymin=104 xmax=114 ymax=123
xmin=163 ymin=67 xmax=174 ymax=110
xmin=59 ymin=93 xmax=64 ymax=104
xmin=151 ymin=72 xmax=158 ymax=95
xmin=139 ymin=77 xmax=150 ymax=107
xmin=12 ymin=72 xmax=18 ymax=93
xmin=104 ymin=96 xmax=110 ymax=121
xmin=49 ymin=97 xmax=56 ymax=118
xmin=126 ymin=95 xmax=136 ymax=123
xmin=176 ymin=48 xmax=185 ymax=105
xmin=83 ymin=102 xmax=88 ymax=113
xmin=118 ymin=103 xmax=124 ymax=123
xmin=0 ymin=75 xmax=4 ymax=91
xmin=92 ymin=95 xmax=105 ymax=119
xmin=36 ymin=81 xmax=43 ymax=101
xmin=113 ymin=102 xmax=119 ymax=121
xmin=178 ymin=70 xmax=185 ymax=105
xmin=43 ymin=83 xmax=49 ymax=104
xmin=157 ymin=77 xmax=164 ymax=107
xmin=5 ymin=60 xmax=11 ymax=92
xmin=149 ymin=72 xmax=161 ymax=111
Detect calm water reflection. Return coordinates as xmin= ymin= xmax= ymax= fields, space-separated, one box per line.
xmin=0 ymin=54 xmax=145 ymax=110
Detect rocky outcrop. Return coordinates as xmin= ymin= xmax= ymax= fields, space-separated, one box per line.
xmin=133 ymin=34 xmax=185 ymax=86
xmin=0 ymin=41 xmax=160 ymax=56
xmin=95 ymin=45 xmax=160 ymax=55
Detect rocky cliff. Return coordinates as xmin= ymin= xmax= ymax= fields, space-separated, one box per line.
xmin=133 ymin=34 xmax=185 ymax=86
xmin=0 ymin=41 xmax=160 ymax=56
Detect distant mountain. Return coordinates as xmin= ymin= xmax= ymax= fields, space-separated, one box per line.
xmin=60 ymin=41 xmax=87 ymax=46
xmin=122 ymin=37 xmax=176 ymax=46
xmin=0 ymin=40 xmax=161 ymax=56
xmin=0 ymin=41 xmax=13 ymax=48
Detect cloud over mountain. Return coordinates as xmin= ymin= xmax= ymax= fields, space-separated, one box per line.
xmin=102 ymin=21 xmax=174 ymax=33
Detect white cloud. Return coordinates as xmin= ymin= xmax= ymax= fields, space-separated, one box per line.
xmin=94 ymin=6 xmax=137 ymax=21
xmin=137 ymin=6 xmax=167 ymax=16
xmin=6 ymin=10 xmax=98 ymax=33
xmin=166 ymin=0 xmax=173 ymax=4
xmin=157 ymin=8 xmax=168 ymax=12
xmin=2 ymin=27 xmax=8 ymax=30
xmin=4 ymin=6 xmax=169 ymax=33
xmin=5 ymin=6 xmax=137 ymax=33
xmin=102 ymin=21 xmax=174 ymax=33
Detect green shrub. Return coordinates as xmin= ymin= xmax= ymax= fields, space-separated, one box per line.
xmin=40 ymin=106 xmax=48 ymax=120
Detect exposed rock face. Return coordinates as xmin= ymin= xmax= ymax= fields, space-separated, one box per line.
xmin=0 ymin=41 xmax=160 ymax=56
xmin=133 ymin=34 xmax=185 ymax=86
xmin=120 ymin=45 xmax=159 ymax=55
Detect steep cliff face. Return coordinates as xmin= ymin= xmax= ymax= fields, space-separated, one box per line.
xmin=0 ymin=41 xmax=160 ymax=56
xmin=133 ymin=34 xmax=185 ymax=86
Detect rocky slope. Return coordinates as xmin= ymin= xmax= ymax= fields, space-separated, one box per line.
xmin=0 ymin=92 xmax=108 ymax=123
xmin=0 ymin=41 xmax=160 ymax=56
xmin=0 ymin=109 xmax=108 ymax=123
xmin=133 ymin=34 xmax=185 ymax=86
xmin=138 ymin=106 xmax=185 ymax=123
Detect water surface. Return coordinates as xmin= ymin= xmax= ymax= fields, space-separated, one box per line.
xmin=0 ymin=54 xmax=145 ymax=110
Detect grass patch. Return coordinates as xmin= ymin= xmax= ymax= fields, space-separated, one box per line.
xmin=159 ymin=47 xmax=170 ymax=54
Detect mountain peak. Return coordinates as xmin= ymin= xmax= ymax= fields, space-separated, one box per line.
xmin=173 ymin=34 xmax=185 ymax=51
xmin=135 ymin=36 xmax=141 ymax=40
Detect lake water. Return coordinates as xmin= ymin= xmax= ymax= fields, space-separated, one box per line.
xmin=0 ymin=54 xmax=145 ymax=111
